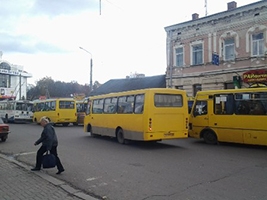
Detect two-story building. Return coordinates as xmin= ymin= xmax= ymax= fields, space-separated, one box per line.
xmin=164 ymin=0 xmax=267 ymax=97
xmin=0 ymin=52 xmax=32 ymax=100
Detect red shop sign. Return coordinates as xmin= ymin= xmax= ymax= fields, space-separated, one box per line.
xmin=243 ymin=69 xmax=267 ymax=83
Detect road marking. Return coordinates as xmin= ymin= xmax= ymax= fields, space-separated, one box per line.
xmin=14 ymin=152 xmax=36 ymax=156
xmin=86 ymin=176 xmax=101 ymax=181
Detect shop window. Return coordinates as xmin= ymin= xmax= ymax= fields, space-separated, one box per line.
xmin=193 ymin=84 xmax=202 ymax=96
xmin=175 ymin=85 xmax=183 ymax=90
xmin=224 ymin=82 xmax=235 ymax=89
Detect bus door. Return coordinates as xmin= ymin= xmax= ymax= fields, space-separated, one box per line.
xmin=190 ymin=100 xmax=209 ymax=137
xmin=242 ymin=99 xmax=267 ymax=146
xmin=243 ymin=119 xmax=267 ymax=146
xmin=211 ymin=94 xmax=243 ymax=143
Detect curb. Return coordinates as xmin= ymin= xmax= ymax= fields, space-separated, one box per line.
xmin=0 ymin=153 xmax=99 ymax=200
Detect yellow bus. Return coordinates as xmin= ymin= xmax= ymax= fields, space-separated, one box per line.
xmin=189 ymin=87 xmax=267 ymax=146
xmin=74 ymin=98 xmax=89 ymax=125
xmin=84 ymin=88 xmax=189 ymax=144
xmin=33 ymin=98 xmax=77 ymax=126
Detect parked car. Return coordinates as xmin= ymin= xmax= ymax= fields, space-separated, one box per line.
xmin=0 ymin=118 xmax=10 ymax=142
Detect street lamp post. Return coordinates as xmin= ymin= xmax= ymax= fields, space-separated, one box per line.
xmin=79 ymin=47 xmax=93 ymax=92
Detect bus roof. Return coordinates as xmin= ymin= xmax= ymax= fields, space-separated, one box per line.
xmin=89 ymin=88 xmax=186 ymax=99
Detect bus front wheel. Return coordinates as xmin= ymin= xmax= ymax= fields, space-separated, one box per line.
xmin=88 ymin=125 xmax=96 ymax=137
xmin=116 ymin=128 xmax=126 ymax=144
xmin=203 ymin=130 xmax=217 ymax=145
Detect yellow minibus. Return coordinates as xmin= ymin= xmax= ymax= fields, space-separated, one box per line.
xmin=74 ymin=98 xmax=89 ymax=125
xmin=33 ymin=98 xmax=77 ymax=126
xmin=84 ymin=88 xmax=189 ymax=144
xmin=189 ymin=87 xmax=267 ymax=146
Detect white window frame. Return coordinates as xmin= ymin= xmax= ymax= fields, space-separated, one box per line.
xmin=252 ymin=32 xmax=264 ymax=56
xmin=224 ymin=38 xmax=235 ymax=61
xmin=174 ymin=47 xmax=184 ymax=67
xmin=191 ymin=42 xmax=203 ymax=66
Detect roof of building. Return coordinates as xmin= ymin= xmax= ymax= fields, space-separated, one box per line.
xmin=164 ymin=0 xmax=266 ymax=31
xmin=89 ymin=74 xmax=166 ymax=96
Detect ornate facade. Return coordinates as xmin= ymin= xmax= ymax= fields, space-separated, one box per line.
xmin=165 ymin=1 xmax=267 ymax=97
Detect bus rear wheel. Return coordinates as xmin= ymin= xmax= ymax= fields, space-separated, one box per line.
xmin=203 ymin=130 xmax=217 ymax=145
xmin=116 ymin=128 xmax=126 ymax=144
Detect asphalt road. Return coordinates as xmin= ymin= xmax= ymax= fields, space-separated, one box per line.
xmin=1 ymin=123 xmax=267 ymax=200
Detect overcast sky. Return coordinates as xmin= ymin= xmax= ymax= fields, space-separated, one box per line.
xmin=0 ymin=0 xmax=258 ymax=85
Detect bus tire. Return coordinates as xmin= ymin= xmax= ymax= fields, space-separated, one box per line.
xmin=116 ymin=128 xmax=125 ymax=144
xmin=88 ymin=125 xmax=96 ymax=137
xmin=203 ymin=130 xmax=217 ymax=145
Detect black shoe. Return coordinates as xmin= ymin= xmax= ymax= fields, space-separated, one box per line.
xmin=56 ymin=169 xmax=64 ymax=175
xmin=31 ymin=168 xmax=40 ymax=171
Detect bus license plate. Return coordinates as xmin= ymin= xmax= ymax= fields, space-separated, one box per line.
xmin=164 ymin=132 xmax=174 ymax=137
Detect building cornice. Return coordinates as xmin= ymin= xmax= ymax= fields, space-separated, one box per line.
xmin=164 ymin=0 xmax=267 ymax=32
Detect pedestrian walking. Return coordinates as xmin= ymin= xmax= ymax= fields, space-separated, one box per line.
xmin=31 ymin=116 xmax=65 ymax=174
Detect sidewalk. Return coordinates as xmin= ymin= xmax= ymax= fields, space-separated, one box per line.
xmin=0 ymin=153 xmax=99 ymax=200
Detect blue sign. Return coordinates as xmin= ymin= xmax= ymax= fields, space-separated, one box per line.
xmin=212 ymin=53 xmax=219 ymax=66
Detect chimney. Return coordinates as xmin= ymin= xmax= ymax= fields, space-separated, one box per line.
xmin=192 ymin=13 xmax=199 ymax=20
xmin=227 ymin=1 xmax=237 ymax=11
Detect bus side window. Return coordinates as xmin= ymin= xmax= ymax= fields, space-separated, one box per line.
xmin=117 ymin=105 xmax=125 ymax=113
xmin=193 ymin=101 xmax=207 ymax=117
xmin=249 ymin=101 xmax=265 ymax=115
xmin=134 ymin=94 xmax=144 ymax=114
xmin=214 ymin=94 xmax=234 ymax=115
xmin=235 ymin=101 xmax=249 ymax=115
xmin=134 ymin=104 xmax=143 ymax=113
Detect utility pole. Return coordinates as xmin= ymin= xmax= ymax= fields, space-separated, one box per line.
xmin=19 ymin=74 xmax=21 ymax=100
xmin=205 ymin=0 xmax=208 ymax=16
xmin=79 ymin=47 xmax=93 ymax=93
xmin=99 ymin=0 xmax=101 ymax=15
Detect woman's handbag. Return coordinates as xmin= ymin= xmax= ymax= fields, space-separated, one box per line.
xmin=42 ymin=151 xmax=56 ymax=168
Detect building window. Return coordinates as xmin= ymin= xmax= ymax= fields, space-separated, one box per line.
xmin=224 ymin=82 xmax=234 ymax=89
xmin=175 ymin=47 xmax=183 ymax=67
xmin=0 ymin=62 xmax=11 ymax=70
xmin=193 ymin=84 xmax=202 ymax=96
xmin=0 ymin=74 xmax=8 ymax=87
xmin=252 ymin=32 xmax=264 ymax=56
xmin=175 ymin=85 xmax=183 ymax=90
xmin=192 ymin=44 xmax=203 ymax=65
xmin=224 ymin=38 xmax=235 ymax=61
